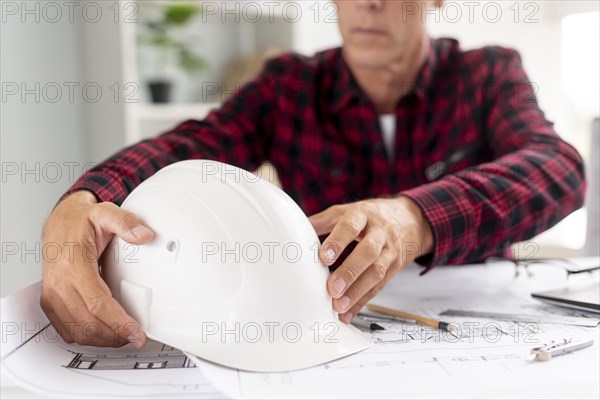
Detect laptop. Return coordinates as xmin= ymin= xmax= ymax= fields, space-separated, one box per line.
xmin=532 ymin=283 xmax=600 ymax=313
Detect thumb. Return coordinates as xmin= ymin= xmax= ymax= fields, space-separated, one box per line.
xmin=308 ymin=207 xmax=341 ymax=236
xmin=93 ymin=203 xmax=155 ymax=245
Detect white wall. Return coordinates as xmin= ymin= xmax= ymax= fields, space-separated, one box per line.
xmin=2 ymin=1 xmax=597 ymax=298
xmin=426 ymin=1 xmax=599 ymax=253
xmin=78 ymin=2 xmax=128 ymax=163
xmin=1 ymin=10 xmax=87 ymax=296
xmin=290 ymin=2 xmax=342 ymax=55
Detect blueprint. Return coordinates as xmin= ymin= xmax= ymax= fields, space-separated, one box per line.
xmin=2 ymin=259 xmax=599 ymax=399
xmin=0 ymin=282 xmax=223 ymax=399
xmin=192 ymin=258 xmax=600 ymax=399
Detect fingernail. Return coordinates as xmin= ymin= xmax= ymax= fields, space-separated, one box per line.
xmin=324 ymin=248 xmax=336 ymax=263
xmin=128 ymin=334 xmax=145 ymax=349
xmin=338 ymin=296 xmax=350 ymax=311
xmin=342 ymin=312 xmax=354 ymax=323
xmin=332 ymin=278 xmax=346 ymax=296
xmin=131 ymin=225 xmax=152 ymax=238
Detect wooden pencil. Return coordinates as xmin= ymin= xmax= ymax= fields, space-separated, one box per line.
xmin=366 ymin=303 xmax=454 ymax=333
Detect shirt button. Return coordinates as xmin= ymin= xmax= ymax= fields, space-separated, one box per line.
xmin=331 ymin=168 xmax=343 ymax=180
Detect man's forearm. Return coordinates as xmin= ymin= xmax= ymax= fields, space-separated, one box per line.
xmin=64 ymin=120 xmax=210 ymax=205
xmin=63 ymin=56 xmax=281 ymax=205
xmin=402 ymin=138 xmax=586 ymax=271
xmin=397 ymin=195 xmax=434 ymax=258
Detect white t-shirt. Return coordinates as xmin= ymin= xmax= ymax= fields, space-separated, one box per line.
xmin=379 ymin=114 xmax=396 ymax=161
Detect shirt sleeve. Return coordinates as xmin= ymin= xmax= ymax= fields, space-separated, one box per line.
xmin=402 ymin=48 xmax=587 ymax=271
xmin=63 ymin=57 xmax=284 ymax=205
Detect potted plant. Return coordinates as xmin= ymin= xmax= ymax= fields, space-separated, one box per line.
xmin=138 ymin=1 xmax=208 ymax=103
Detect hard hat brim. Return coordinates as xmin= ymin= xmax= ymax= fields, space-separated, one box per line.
xmin=148 ymin=320 xmax=372 ymax=372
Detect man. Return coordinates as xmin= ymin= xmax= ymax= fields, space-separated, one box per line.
xmin=41 ymin=0 xmax=586 ymax=348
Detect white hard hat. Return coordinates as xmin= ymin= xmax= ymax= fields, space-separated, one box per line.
xmin=102 ymin=160 xmax=371 ymax=372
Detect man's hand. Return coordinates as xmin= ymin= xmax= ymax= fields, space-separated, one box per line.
xmin=309 ymin=197 xmax=433 ymax=323
xmin=40 ymin=191 xmax=155 ymax=347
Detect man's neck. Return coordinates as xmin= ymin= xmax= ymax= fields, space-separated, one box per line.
xmin=344 ymin=37 xmax=430 ymax=115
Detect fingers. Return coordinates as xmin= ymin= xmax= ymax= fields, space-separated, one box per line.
xmin=43 ymin=267 xmax=147 ymax=348
xmin=41 ymin=279 xmax=139 ymax=347
xmin=319 ymin=209 xmax=368 ymax=266
xmin=78 ymin=276 xmax=148 ymax=348
xmin=45 ymin=240 xmax=148 ymax=348
xmin=42 ymin=198 xmax=151 ymax=349
xmin=308 ymin=205 xmax=345 ymax=235
xmin=335 ymin=250 xmax=395 ymax=323
xmin=90 ymin=202 xmax=155 ymax=245
xmin=40 ymin=288 xmax=76 ymax=343
xmin=85 ymin=203 xmax=150 ymax=346
xmin=327 ymin=229 xmax=385 ymax=299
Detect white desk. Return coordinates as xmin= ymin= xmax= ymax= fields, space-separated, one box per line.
xmin=2 ymin=258 xmax=599 ymax=399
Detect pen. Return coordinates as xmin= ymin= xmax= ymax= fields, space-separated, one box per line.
xmin=351 ymin=317 xmax=385 ymax=331
xmin=424 ymin=139 xmax=483 ymax=181
xmin=366 ymin=303 xmax=455 ymax=333
xmin=527 ymin=338 xmax=594 ymax=361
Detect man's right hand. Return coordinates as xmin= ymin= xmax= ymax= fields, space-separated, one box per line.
xmin=40 ymin=190 xmax=155 ymax=348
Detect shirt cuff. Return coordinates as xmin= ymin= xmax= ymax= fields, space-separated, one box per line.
xmin=401 ymin=180 xmax=479 ymax=274
xmin=61 ymin=171 xmax=130 ymax=206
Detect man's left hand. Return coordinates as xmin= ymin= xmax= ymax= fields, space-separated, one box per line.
xmin=309 ymin=197 xmax=434 ymax=323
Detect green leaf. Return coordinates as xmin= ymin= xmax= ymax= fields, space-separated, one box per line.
xmin=177 ymin=48 xmax=208 ymax=75
xmin=136 ymin=1 xmax=208 ymax=77
xmin=164 ymin=2 xmax=202 ymax=25
xmin=151 ymin=36 xmax=174 ymax=48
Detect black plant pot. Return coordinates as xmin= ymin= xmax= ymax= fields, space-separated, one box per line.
xmin=148 ymin=80 xmax=172 ymax=103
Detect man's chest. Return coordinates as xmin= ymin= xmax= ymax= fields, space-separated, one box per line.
xmin=269 ymin=93 xmax=492 ymax=215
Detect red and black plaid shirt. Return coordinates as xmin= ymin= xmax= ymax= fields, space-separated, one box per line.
xmin=66 ymin=38 xmax=586 ymax=272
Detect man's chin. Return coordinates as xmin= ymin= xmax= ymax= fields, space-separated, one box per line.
xmin=343 ymin=47 xmax=403 ymax=70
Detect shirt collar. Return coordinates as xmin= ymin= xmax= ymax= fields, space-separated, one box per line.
xmin=412 ymin=36 xmax=439 ymax=100
xmin=331 ymin=37 xmax=439 ymax=114
xmin=331 ymin=48 xmax=363 ymax=114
